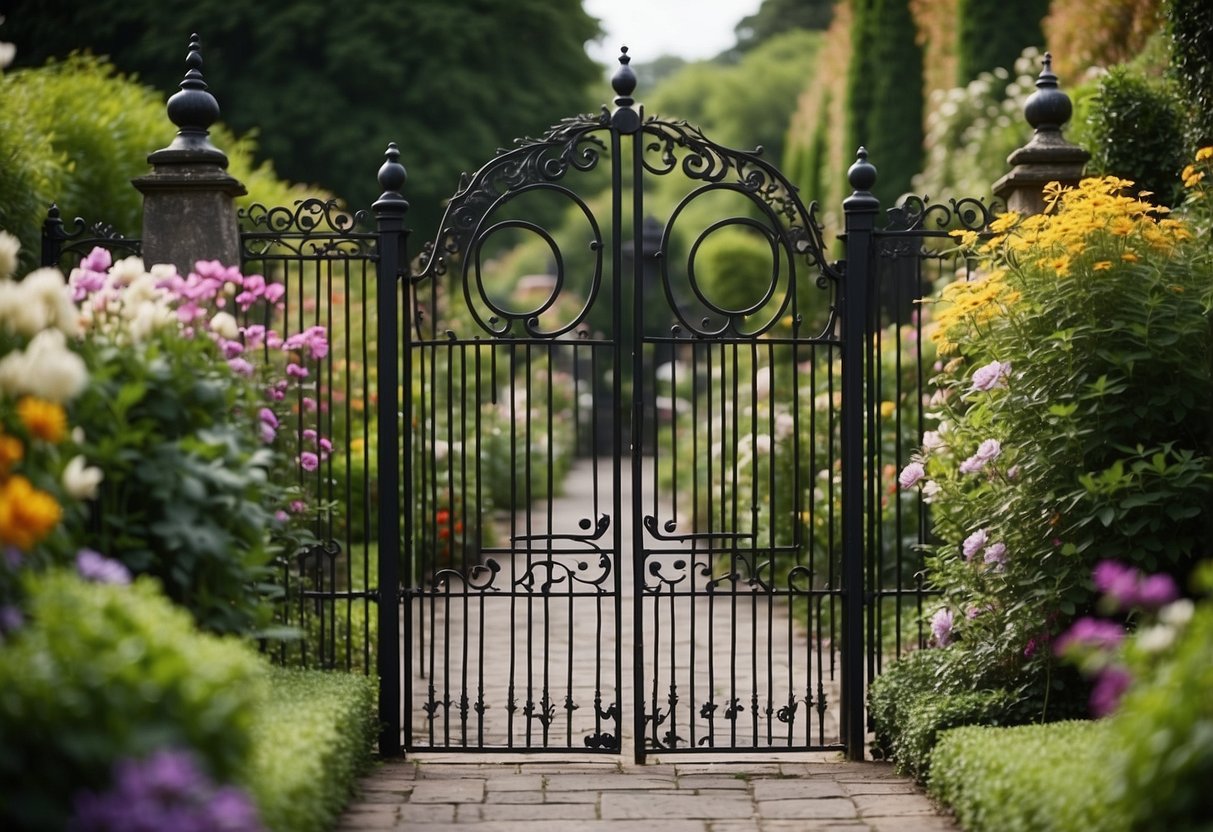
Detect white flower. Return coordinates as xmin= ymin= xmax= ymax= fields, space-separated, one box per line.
xmin=1135 ymin=624 xmax=1175 ymax=654
xmin=899 ymin=462 xmax=926 ymax=489
xmin=62 ymin=455 xmax=104 ymax=500
xmin=962 ymin=528 xmax=989 ymax=560
xmin=922 ymin=480 xmax=941 ymax=503
xmin=774 ymin=411 xmax=795 ymax=439
xmin=1159 ymin=598 xmax=1195 ymax=628
xmin=0 ymin=328 xmax=89 ymax=403
xmin=0 ymin=231 xmax=19 ymax=280
xmin=970 ymin=360 xmax=1011 ymax=392
xmin=922 ymin=430 xmax=944 ymax=453
xmin=209 ymin=311 xmax=239 ymax=340
xmin=109 ymin=256 xmax=148 ymax=287
xmin=21 ymin=267 xmax=78 ymax=336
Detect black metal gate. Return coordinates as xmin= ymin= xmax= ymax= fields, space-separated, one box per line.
xmin=378 ymin=52 xmax=862 ymax=761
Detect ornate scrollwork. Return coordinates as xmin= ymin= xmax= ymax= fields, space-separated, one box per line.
xmin=239 ymin=198 xmax=374 ymax=259
xmin=776 ymin=694 xmax=799 ymax=725
xmin=584 ymin=731 xmax=619 ymax=750
xmin=429 ymin=558 xmax=502 ymax=592
xmin=879 ymin=194 xmax=1005 ymax=235
xmin=48 ymin=206 xmax=142 ymax=262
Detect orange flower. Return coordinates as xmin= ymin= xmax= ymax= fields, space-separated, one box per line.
xmin=0 ymin=434 xmax=22 ymax=474
xmin=0 ymin=475 xmax=62 ymax=551
xmin=17 ymin=397 xmax=68 ymax=444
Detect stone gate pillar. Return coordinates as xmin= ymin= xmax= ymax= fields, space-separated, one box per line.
xmin=133 ymin=34 xmax=246 ymax=274
xmin=993 ymin=52 xmax=1089 ymax=215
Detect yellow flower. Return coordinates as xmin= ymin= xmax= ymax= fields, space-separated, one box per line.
xmin=1092 ymin=261 xmax=1113 ymax=271
xmin=1183 ymin=165 xmax=1205 ymax=188
xmin=17 ymin=397 xmax=68 ymax=444
xmin=0 ymin=475 xmax=62 ymax=551
xmin=1049 ymin=255 xmax=1072 ymax=276
xmin=1197 ymin=147 xmax=1213 ymax=162
xmin=988 ymin=211 xmax=1021 ymax=234
xmin=879 ymin=401 xmax=895 ymax=419
xmin=1121 ymin=251 xmax=1140 ymax=263
xmin=949 ymin=229 xmax=980 ymax=248
xmin=0 ymin=434 xmax=23 ymax=473
xmin=1108 ymin=216 xmax=1135 ymax=236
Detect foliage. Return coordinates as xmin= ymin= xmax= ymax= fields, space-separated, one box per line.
xmin=928 ymin=721 xmax=1119 ymax=832
xmin=955 ymin=0 xmax=1049 ymax=85
xmin=912 ymin=48 xmax=1040 ymax=202
xmin=846 ymin=0 xmax=924 ymax=208
xmin=0 ymin=569 xmax=266 ymax=831
xmin=244 ymin=668 xmax=375 ymax=832
xmin=732 ymin=0 xmax=834 ymax=54
xmin=0 ymin=53 xmax=313 ymax=274
xmin=1084 ymin=65 xmax=1187 ymax=206
xmin=910 ymin=174 xmax=1213 ymax=706
xmin=868 ymin=649 xmax=1022 ymax=780
xmin=910 ymin=0 xmax=959 ymax=104
xmin=72 ymin=749 xmax=264 ymax=832
xmin=1043 ymin=0 xmax=1164 ymax=81
xmin=1166 ymin=0 xmax=1213 ymax=148
xmin=2 ymin=0 xmax=602 ymax=238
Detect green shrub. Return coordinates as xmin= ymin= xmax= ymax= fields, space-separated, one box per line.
xmin=929 ymin=721 xmax=1121 ymax=832
xmin=0 ymin=54 xmax=317 ymax=273
xmin=1085 ymin=65 xmax=1188 ymax=206
xmin=868 ymin=649 xmax=1021 ymax=780
xmin=1167 ymin=0 xmax=1213 ymax=148
xmin=0 ymin=569 xmax=266 ymax=830
xmin=245 ymin=668 xmax=376 ymax=832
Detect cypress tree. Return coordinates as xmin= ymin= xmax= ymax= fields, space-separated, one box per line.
xmin=956 ymin=0 xmax=1049 ymax=85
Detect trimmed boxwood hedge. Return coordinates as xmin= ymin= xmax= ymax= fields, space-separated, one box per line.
xmin=246 ymin=668 xmax=376 ymax=832
xmin=928 ymin=721 xmax=1121 ymax=832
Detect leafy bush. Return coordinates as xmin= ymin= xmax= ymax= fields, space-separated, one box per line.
xmin=245 ymin=668 xmax=376 ymax=832
xmin=869 ymin=649 xmax=1021 ymax=780
xmin=928 ymin=721 xmax=1120 ymax=832
xmin=0 ymin=569 xmax=266 ymax=831
xmin=906 ymin=176 xmax=1213 ymax=706
xmin=0 ymin=53 xmax=316 ymax=273
xmin=1167 ymin=0 xmax=1213 ymax=148
xmin=1085 ymin=65 xmax=1188 ymax=205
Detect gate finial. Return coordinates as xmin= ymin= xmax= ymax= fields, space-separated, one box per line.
xmin=152 ymin=33 xmax=226 ymax=165
xmin=610 ymin=46 xmax=641 ymax=133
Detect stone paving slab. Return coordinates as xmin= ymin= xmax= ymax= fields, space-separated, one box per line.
xmin=336 ymin=758 xmax=960 ymax=831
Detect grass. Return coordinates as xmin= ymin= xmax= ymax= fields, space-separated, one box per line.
xmin=245 ymin=667 xmax=377 ymax=832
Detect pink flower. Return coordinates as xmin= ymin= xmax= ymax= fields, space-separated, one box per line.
xmin=264 ymin=283 xmax=286 ymax=304
xmin=1055 ymin=616 xmax=1125 ymax=654
xmin=286 ymin=363 xmax=308 ymax=379
xmin=970 ymin=359 xmax=1011 ymax=392
xmin=290 ymin=500 xmax=307 ymax=514
xmin=959 ymin=438 xmax=1001 ymax=474
xmin=983 ymin=542 xmax=1007 ymax=569
xmin=258 ymin=408 xmax=278 ymax=429
xmin=227 ymin=358 xmax=254 ymax=377
xmin=962 ymin=529 xmax=988 ymax=560
xmin=283 ymin=326 xmax=329 ymax=360
xmin=1093 ymin=561 xmax=1179 ymax=610
xmin=259 ymin=422 xmax=276 ymax=444
xmin=898 ymin=462 xmax=926 ymax=489
xmin=81 ymin=247 xmax=113 ymax=273
xmin=302 ymin=429 xmax=318 ymax=444
xmin=318 ymin=437 xmax=333 ymax=455
xmin=222 ymin=340 xmax=245 ymax=359
xmin=931 ymin=608 xmax=954 ymax=646
xmin=1089 ymin=666 xmax=1132 ymax=717
xmin=299 ymin=452 xmax=319 ymax=472
xmin=274 ymin=510 xmax=289 ymax=523
xmin=241 ymin=324 xmax=266 ymax=350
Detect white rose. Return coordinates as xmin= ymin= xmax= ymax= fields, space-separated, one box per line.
xmin=0 ymin=231 xmax=19 ymax=280
xmin=0 ymin=328 xmax=89 ymax=402
xmin=62 ymin=455 xmax=104 ymax=500
xmin=109 ymin=256 xmax=148 ymax=287
xmin=210 ymin=311 xmax=239 ymax=340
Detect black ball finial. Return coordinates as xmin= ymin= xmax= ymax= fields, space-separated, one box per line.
xmin=612 ymin=46 xmax=637 ymax=100
xmin=165 ymin=34 xmax=221 ymax=136
xmin=378 ymin=142 xmax=408 ymax=194
xmin=1023 ymin=51 xmax=1073 ymax=133
xmin=847 ymin=147 xmax=878 ymax=193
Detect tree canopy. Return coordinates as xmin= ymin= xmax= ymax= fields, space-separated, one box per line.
xmin=733 ymin=0 xmax=834 ymax=53
xmin=2 ymin=0 xmax=602 ymax=239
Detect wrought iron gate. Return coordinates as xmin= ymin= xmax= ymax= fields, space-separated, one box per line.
xmin=379 ymin=51 xmax=862 ymax=761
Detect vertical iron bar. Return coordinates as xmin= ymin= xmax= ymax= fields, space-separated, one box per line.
xmin=841 ymin=148 xmax=878 ymax=761
xmin=373 ymin=144 xmax=408 ymax=756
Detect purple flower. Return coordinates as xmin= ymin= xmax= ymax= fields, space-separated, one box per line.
xmin=1089 ymin=666 xmax=1132 ymax=717
xmin=931 ymin=608 xmax=954 ymax=646
xmin=274 ymin=510 xmax=289 ymax=523
xmin=76 ymin=549 xmax=131 ymax=585
xmin=221 ymin=340 xmax=245 ymax=359
xmin=302 ymin=428 xmax=318 ymax=444
xmin=898 ymin=461 xmax=926 ymax=489
xmin=1054 ymin=616 xmax=1125 ymax=654
xmin=0 ymin=604 xmax=23 ymax=634
xmin=299 ymin=452 xmax=319 ymax=472
xmin=227 ymin=358 xmax=254 ymax=377
xmin=72 ymin=749 xmax=264 ymax=832
xmin=983 ymin=542 xmax=1007 ymax=568
xmin=286 ymin=362 xmax=308 ymax=379
xmin=283 ymin=326 xmax=329 ymax=360
xmin=970 ymin=359 xmax=1011 ymax=392
xmin=257 ymin=408 xmax=279 ymax=429
xmin=259 ymin=422 xmax=276 ymax=444
xmin=959 ymin=438 xmax=1002 ymax=474
xmin=3 ymin=546 xmax=22 ymax=569
xmin=962 ymin=528 xmax=988 ymax=560
xmin=81 ymin=247 xmax=113 ymax=274
xmin=1137 ymin=574 xmax=1179 ymax=609
xmin=1093 ymin=560 xmax=1179 ymax=610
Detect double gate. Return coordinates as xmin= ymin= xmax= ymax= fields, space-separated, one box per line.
xmin=375 ymin=54 xmax=866 ymax=762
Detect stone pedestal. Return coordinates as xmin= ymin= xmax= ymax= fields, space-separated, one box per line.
xmin=992 ymin=53 xmax=1089 ymax=216
xmin=132 ymin=34 xmax=246 ymax=275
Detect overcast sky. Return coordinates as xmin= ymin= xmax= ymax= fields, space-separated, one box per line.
xmin=584 ymin=0 xmax=763 ymax=66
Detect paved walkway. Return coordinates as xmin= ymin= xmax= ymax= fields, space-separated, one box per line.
xmin=338 ymin=458 xmax=958 ymax=830
xmin=337 ymin=756 xmax=958 ymax=831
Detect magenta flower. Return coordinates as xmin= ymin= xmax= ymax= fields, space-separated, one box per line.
xmin=898 ymin=461 xmax=926 ymax=489
xmin=258 ymin=408 xmax=279 ymax=429
xmin=241 ymin=324 xmax=266 ymax=350
xmin=1089 ymin=666 xmax=1132 ymax=717
xmin=227 ymin=358 xmax=254 ymax=377
xmin=931 ymin=608 xmax=954 ymax=646
xmin=81 ymin=247 xmax=113 ymax=273
xmin=283 ymin=326 xmax=329 ymax=360
xmin=299 ymin=452 xmax=319 ymax=472
xmin=1093 ymin=561 xmax=1179 ymax=611
xmin=1137 ymin=574 xmax=1179 ymax=608
xmin=259 ymin=422 xmax=276 ymax=444
xmin=970 ymin=359 xmax=1011 ymax=392
xmin=1054 ymin=616 xmax=1125 ymax=654
xmin=302 ymin=428 xmax=318 ymax=444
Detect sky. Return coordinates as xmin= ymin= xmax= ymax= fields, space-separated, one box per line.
xmin=583 ymin=0 xmax=763 ymax=66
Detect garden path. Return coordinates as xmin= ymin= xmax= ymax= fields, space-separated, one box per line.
xmin=338 ymin=459 xmax=957 ymax=831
